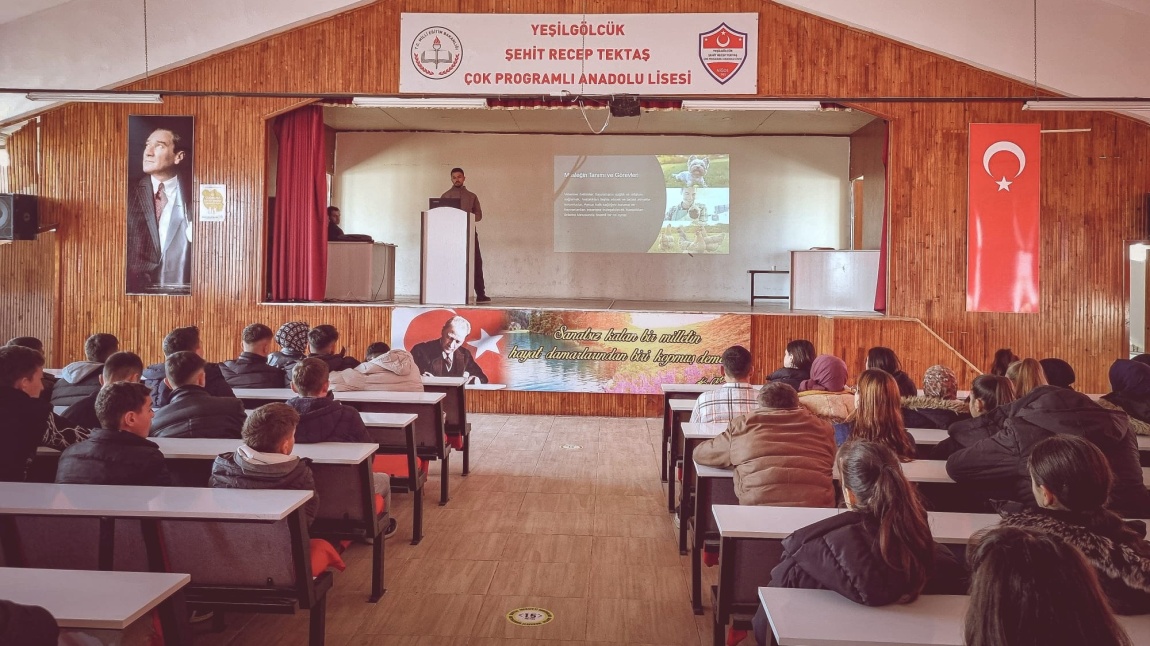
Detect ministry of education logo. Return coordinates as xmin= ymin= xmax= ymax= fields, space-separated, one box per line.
xmin=411 ymin=26 xmax=463 ymax=80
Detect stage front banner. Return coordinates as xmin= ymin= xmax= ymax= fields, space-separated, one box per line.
xmin=399 ymin=13 xmax=758 ymax=95
xmin=392 ymin=307 xmax=751 ymax=393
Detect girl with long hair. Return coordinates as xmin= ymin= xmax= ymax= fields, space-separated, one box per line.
xmin=764 ymin=339 xmax=816 ymax=391
xmin=865 ymin=346 xmax=917 ymax=396
xmin=1005 ymin=357 xmax=1047 ymax=398
xmin=965 ymin=525 xmax=1133 ymax=646
xmin=999 ymin=434 xmax=1150 ymax=614
xmin=928 ymin=374 xmax=1016 ymax=460
xmin=833 ymin=369 xmax=916 ymax=461
xmin=988 ymin=347 xmax=1019 ymax=376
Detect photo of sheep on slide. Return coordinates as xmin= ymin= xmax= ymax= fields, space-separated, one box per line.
xmin=650 ymin=154 xmax=730 ymax=254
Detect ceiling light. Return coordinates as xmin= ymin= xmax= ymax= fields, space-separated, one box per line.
xmin=351 ymin=97 xmax=488 ymax=109
xmin=681 ymin=100 xmax=822 ymax=111
xmin=25 ymin=91 xmax=163 ymax=103
xmin=1023 ymin=100 xmax=1150 ymax=111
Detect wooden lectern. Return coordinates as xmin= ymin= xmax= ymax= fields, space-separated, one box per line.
xmin=420 ymin=207 xmax=474 ymax=305
xmin=325 ymin=241 xmax=396 ymax=301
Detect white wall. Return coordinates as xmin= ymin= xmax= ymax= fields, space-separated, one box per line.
xmin=334 ymin=132 xmax=849 ymax=302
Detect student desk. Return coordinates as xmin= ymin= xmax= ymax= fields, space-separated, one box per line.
xmin=709 ymin=507 xmax=996 ymax=646
xmin=690 ymin=460 xmax=739 ymax=613
xmin=757 ymin=588 xmax=1150 ymax=646
xmin=0 ymin=567 xmax=191 ymax=645
xmin=909 ymin=427 xmax=1150 ymax=465
xmin=660 ymin=384 xmax=718 ymax=483
xmin=665 ymin=398 xmax=699 ymax=511
xmin=678 ymin=422 xmax=727 ymax=553
xmin=420 ymin=376 xmax=472 ymax=476
xmin=361 ymin=412 xmax=427 ymax=544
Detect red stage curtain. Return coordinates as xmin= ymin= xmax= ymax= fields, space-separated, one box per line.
xmin=270 ymin=105 xmax=328 ymax=301
xmin=873 ymin=127 xmax=889 ymax=313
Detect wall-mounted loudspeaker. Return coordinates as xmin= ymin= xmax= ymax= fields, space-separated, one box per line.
xmin=0 ymin=193 xmax=39 ymax=240
xmin=609 ymin=96 xmax=641 ymax=117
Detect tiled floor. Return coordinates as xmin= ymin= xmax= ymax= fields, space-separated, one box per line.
xmin=192 ymin=413 xmax=729 ymax=646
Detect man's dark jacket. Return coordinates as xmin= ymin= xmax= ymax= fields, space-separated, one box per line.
xmin=286 ymin=395 xmax=372 ymax=444
xmin=142 ymin=361 xmax=235 ymax=407
xmin=307 ymin=352 xmax=360 ymax=373
xmin=61 ymin=390 xmax=101 ymax=430
xmin=49 ymin=361 xmax=102 ymax=407
xmin=149 ymin=385 xmax=245 ymax=439
xmin=946 ymin=385 xmax=1150 ymax=517
xmin=410 ymin=339 xmax=488 ymax=383
xmin=0 ymin=387 xmax=89 ymax=482
xmin=219 ymin=352 xmax=288 ymax=389
xmin=54 ymin=428 xmax=172 ymax=486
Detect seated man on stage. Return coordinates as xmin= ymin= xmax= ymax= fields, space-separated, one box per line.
xmin=327 ymin=206 xmax=372 ymax=243
xmin=410 ymin=316 xmax=488 ymax=385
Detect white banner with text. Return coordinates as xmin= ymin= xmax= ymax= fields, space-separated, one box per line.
xmin=399 ymin=13 xmax=759 ymax=95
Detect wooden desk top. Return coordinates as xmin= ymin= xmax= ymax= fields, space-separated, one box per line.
xmin=909 ymin=427 xmax=1150 ymax=452
xmin=151 ymin=438 xmax=376 ymax=465
xmin=712 ymin=505 xmax=997 ymax=544
xmin=758 ymin=588 xmax=1150 ymax=646
xmin=360 ymin=412 xmax=419 ymax=428
xmin=0 ymin=482 xmax=311 ymax=521
xmin=233 ymin=388 xmax=445 ymax=405
xmin=671 ymin=398 xmax=697 ymax=412
xmin=683 ymin=422 xmax=727 ymax=439
xmin=695 ymin=460 xmax=734 ymax=479
xmin=0 ymin=568 xmax=190 ymax=631
xmin=661 ymin=383 xmax=721 ymax=395
xmin=420 ymin=376 xmax=468 ymax=387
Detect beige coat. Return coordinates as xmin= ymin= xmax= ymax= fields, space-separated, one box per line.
xmin=329 ymin=350 xmax=424 ymax=392
xmin=693 ymin=406 xmax=837 ymax=507
xmin=798 ymin=390 xmax=856 ymax=424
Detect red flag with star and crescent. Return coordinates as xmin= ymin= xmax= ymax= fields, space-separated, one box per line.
xmin=400 ymin=308 xmax=508 ymax=384
xmin=967 ymin=123 xmax=1041 ymax=313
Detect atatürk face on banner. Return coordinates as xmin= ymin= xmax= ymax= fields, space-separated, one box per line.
xmin=440 ymin=323 xmax=467 ymax=353
xmin=142 ymin=128 xmax=185 ymax=181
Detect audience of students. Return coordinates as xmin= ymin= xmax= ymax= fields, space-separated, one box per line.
xmin=946 ymin=384 xmax=1150 ymax=517
xmin=900 ymin=364 xmax=969 ymax=429
xmin=267 ymin=321 xmax=309 ymax=378
xmin=5 ymin=337 xmax=56 ymax=400
xmin=988 ymin=347 xmax=1019 ymax=376
xmin=929 ymin=374 xmax=1015 ymax=459
xmin=764 ymin=339 xmax=815 ymax=391
xmin=864 ymin=347 xmax=917 ymax=397
xmin=688 ymin=345 xmax=758 ymax=424
xmin=60 ymin=351 xmax=144 ymax=430
xmin=329 ymin=345 xmax=424 ymax=393
xmin=1099 ymin=358 xmax=1150 ymax=437
xmin=220 ymin=323 xmax=289 ymax=388
xmin=209 ymin=402 xmax=319 ymax=527
xmin=142 ymin=326 xmax=235 ymax=406
xmin=0 ymin=345 xmax=89 ymax=482
xmin=307 ymin=324 xmax=359 ymax=372
xmin=150 ymin=351 xmax=246 ymax=439
xmin=55 ymin=382 xmax=171 ymax=486
xmin=797 ymin=354 xmax=855 ymax=423
xmin=50 ymin=333 xmax=118 ymax=407
xmin=1006 ymin=357 xmax=1048 ymax=398
xmin=998 ymin=434 xmax=1150 ymax=614
xmin=753 ymin=441 xmax=964 ymax=645
xmin=694 ymin=382 xmax=836 ymax=507
xmin=964 ymin=525 xmax=1134 ymax=646
xmin=833 ymin=369 xmax=917 ymax=460
xmin=1039 ymin=357 xmax=1076 ymax=389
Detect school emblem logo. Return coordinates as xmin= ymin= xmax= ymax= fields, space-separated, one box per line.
xmin=698 ymin=23 xmax=748 ymax=85
xmin=411 ymin=26 xmax=463 ymax=80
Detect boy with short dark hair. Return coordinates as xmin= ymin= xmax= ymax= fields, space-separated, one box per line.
xmin=0 ymin=345 xmax=89 ymax=482
xmin=150 ymin=351 xmax=246 ymax=439
xmin=51 ymin=333 xmax=120 ymax=407
xmin=55 ymin=382 xmax=171 ymax=486
xmin=142 ymin=325 xmax=235 ymax=406
xmin=209 ymin=403 xmax=319 ymax=527
xmin=60 ymin=351 xmax=145 ymax=430
xmin=5 ymin=337 xmax=56 ymax=400
xmin=220 ymin=323 xmax=287 ymax=388
xmin=306 ymin=325 xmax=359 ymax=372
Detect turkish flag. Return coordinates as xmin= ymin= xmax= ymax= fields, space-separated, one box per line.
xmin=968 ymin=123 xmax=1041 ymax=313
xmin=399 ymin=308 xmax=508 ymax=384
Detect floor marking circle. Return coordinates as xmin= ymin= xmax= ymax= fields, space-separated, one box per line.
xmin=507 ymin=607 xmax=554 ymax=626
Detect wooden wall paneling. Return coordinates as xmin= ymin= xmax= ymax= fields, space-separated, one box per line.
xmin=15 ymin=0 xmax=1150 ymax=411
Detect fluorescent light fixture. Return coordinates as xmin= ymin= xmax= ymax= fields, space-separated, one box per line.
xmin=1023 ymin=100 xmax=1150 ymax=111
xmin=351 ymin=97 xmax=488 ymax=109
xmin=681 ymin=100 xmax=822 ymax=111
xmin=26 ymin=91 xmax=163 ymax=104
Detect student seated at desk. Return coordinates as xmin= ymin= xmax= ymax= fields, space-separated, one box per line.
xmin=60 ymin=351 xmax=145 ymax=430
xmin=754 ymin=441 xmax=964 ymax=646
xmin=210 ymin=403 xmax=319 ymax=527
xmin=0 ymin=345 xmax=89 ymax=482
xmin=690 ymin=345 xmax=758 ymax=424
xmin=55 ymin=382 xmax=171 ymax=486
xmin=694 ymin=382 xmax=836 ymax=507
xmin=220 ymin=323 xmax=289 ymax=389
xmin=763 ymin=339 xmax=815 ymax=392
xmin=998 ymin=435 xmax=1150 ymax=614
xmin=267 ymin=321 xmax=309 ymax=382
xmin=1098 ymin=359 xmax=1150 ymax=438
xmin=1006 ymin=357 xmax=1047 ymax=399
xmin=329 ymin=343 xmax=423 ymax=393
xmin=833 ymin=370 xmax=917 ymax=461
xmin=0 ymin=599 xmax=58 ymax=646
xmin=288 ymin=358 xmax=397 ymax=538
xmin=50 ymin=332 xmax=118 ymax=408
xmin=796 ymin=354 xmax=855 ymax=423
xmin=150 ymin=351 xmax=246 ymax=439
xmin=306 ymin=325 xmax=359 ymax=372
xmin=4 ymin=337 xmax=56 ymax=402
xmin=901 ymin=364 xmax=970 ymax=430
xmin=142 ymin=326 xmax=235 ymax=407
xmin=865 ymin=346 xmax=918 ymax=397
xmin=930 ymin=374 xmax=1015 ymax=460
xmin=965 ymin=525 xmax=1133 ymax=646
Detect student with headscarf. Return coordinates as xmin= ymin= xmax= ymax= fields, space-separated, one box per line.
xmin=900 ymin=364 xmax=970 ymax=430
xmin=1039 ymin=358 xmax=1076 ymax=389
xmin=796 ymin=355 xmax=855 ymax=423
xmin=1098 ymin=359 xmax=1150 ymax=437
xmin=267 ymin=321 xmax=309 ymax=384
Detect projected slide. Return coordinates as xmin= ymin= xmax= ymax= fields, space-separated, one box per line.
xmin=553 ymin=154 xmax=730 ymax=254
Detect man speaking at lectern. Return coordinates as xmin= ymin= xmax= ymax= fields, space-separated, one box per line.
xmin=441 ymin=167 xmax=489 ymax=303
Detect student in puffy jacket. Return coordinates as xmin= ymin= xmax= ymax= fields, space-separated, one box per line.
xmin=150 ymin=352 xmax=246 ymax=439
xmin=219 ymin=323 xmax=288 ymax=389
xmin=763 ymin=339 xmax=815 ymax=392
xmin=1005 ymin=357 xmax=1047 ymax=399
xmin=929 ymin=374 xmax=1015 ymax=459
xmin=1099 ymin=358 xmax=1150 ymax=437
xmin=267 ymin=321 xmax=309 ymax=380
xmin=753 ymin=441 xmax=965 ymax=645
xmin=329 ymin=346 xmax=424 ymax=393
xmin=797 ymin=355 xmax=855 ymax=423
xmin=55 ymin=382 xmax=171 ymax=487
xmin=865 ymin=346 xmax=917 ymax=397
xmin=901 ymin=364 xmax=970 ymax=430
xmin=946 ymin=385 xmax=1150 ymax=518
xmin=142 ymin=326 xmax=235 ymax=407
xmin=50 ymin=333 xmax=119 ymax=407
